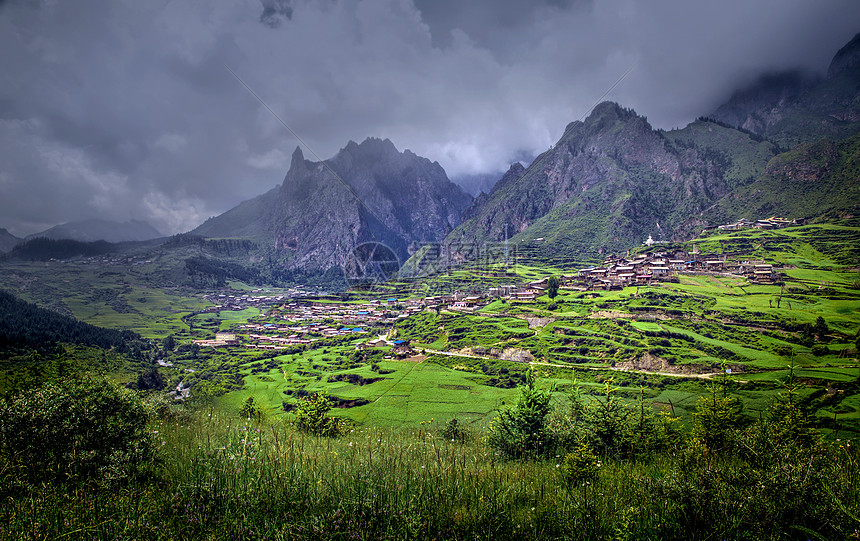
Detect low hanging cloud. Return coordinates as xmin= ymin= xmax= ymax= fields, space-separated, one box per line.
xmin=1 ymin=0 xmax=858 ymax=236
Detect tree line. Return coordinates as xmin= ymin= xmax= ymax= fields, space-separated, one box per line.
xmin=0 ymin=289 xmax=142 ymax=355
xmin=2 ymin=238 xmax=114 ymax=261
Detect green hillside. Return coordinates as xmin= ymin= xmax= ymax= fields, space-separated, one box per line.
xmin=704 ymin=133 xmax=860 ymax=225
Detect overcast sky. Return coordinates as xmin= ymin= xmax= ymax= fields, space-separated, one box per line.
xmin=1 ymin=0 xmax=858 ymax=237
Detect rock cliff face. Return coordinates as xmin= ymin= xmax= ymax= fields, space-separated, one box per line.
xmin=828 ymin=32 xmax=860 ymax=79
xmin=271 ymin=138 xmax=472 ymax=270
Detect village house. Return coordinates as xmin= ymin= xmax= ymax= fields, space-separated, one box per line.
xmin=391 ymin=340 xmax=414 ymax=356
xmin=718 ymin=218 xmax=755 ymax=231
xmin=513 ymin=290 xmax=537 ymax=301
xmin=634 ymin=273 xmax=654 ymax=286
xmin=668 ymin=259 xmax=688 ymax=271
xmin=751 ymin=263 xmax=777 ymax=283
xmin=578 ymin=267 xmax=596 ymax=278
xmin=489 ymin=285 xmax=517 ymax=297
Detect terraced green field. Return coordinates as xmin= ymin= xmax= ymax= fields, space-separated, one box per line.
xmin=2 ymin=223 xmax=859 ymax=435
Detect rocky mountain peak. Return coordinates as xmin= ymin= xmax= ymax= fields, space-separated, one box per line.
xmin=344 ymin=137 xmax=397 ymax=156
xmin=490 ymin=162 xmax=526 ymax=195
xmin=588 ymin=100 xmax=631 ymax=121
xmin=290 ymin=146 xmax=306 ymax=170
xmin=268 ymin=137 xmax=472 ymax=270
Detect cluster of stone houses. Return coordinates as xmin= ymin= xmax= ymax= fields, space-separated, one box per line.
xmin=355 ymin=337 xmax=415 ymax=356
xmin=283 ymin=298 xmax=427 ymax=325
xmin=575 ymin=253 xmax=692 ymax=289
xmin=200 ymin=292 xmax=291 ymax=314
xmin=483 ymin=250 xmax=781 ymax=295
xmin=194 ymin=297 xmax=431 ymax=351
xmin=193 ymin=332 xmax=240 ymax=348
xmin=573 ymin=253 xmax=780 ymax=289
xmin=714 ymin=216 xmax=802 ymax=232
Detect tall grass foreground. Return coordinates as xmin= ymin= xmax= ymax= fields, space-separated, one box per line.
xmin=1 ymin=384 xmax=859 ymax=540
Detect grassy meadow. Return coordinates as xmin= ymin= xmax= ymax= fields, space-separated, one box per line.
xmin=2 ymin=393 xmax=859 ymax=540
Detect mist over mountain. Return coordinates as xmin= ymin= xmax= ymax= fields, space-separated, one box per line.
xmin=412 ymin=32 xmax=859 ymax=267
xmin=26 ymin=219 xmax=163 ymax=244
xmin=451 ymin=172 xmax=508 ymax=198
xmin=710 ymin=31 xmax=860 ymax=149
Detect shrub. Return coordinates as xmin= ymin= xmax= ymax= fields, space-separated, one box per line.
xmin=547 ymin=276 xmax=560 ymax=299
xmin=561 ymin=444 xmax=601 ymax=487
xmin=811 ymin=344 xmax=829 ymax=356
xmin=775 ymin=346 xmax=793 ymax=357
xmin=691 ymin=387 xmax=744 ymax=452
xmin=0 ymin=376 xmax=159 ymax=487
xmin=239 ymin=396 xmax=265 ymax=421
xmin=293 ymin=392 xmax=343 ymax=437
xmin=813 ymin=316 xmax=829 ymax=342
xmin=441 ymin=417 xmax=469 ymax=443
xmin=488 ymin=371 xmax=553 ymax=458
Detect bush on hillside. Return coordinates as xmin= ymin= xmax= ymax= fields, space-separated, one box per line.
xmin=0 ymin=376 xmax=159 ymax=488
xmin=488 ymin=371 xmax=553 ymax=458
xmin=293 ymin=392 xmax=343 ymax=437
xmin=239 ymin=396 xmax=265 ymax=421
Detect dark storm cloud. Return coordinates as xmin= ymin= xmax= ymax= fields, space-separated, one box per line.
xmin=0 ymin=0 xmax=858 ymax=236
xmin=260 ymin=0 xmax=293 ymax=27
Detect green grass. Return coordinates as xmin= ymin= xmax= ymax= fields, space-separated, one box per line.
xmin=3 ymin=396 xmax=859 ymax=541
xmin=630 ymin=321 xmax=663 ymax=332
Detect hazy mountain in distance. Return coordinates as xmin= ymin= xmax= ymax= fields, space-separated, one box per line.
xmin=0 ymin=228 xmax=22 ymax=253
xmin=27 ymin=219 xmax=163 ymax=243
xmin=191 ymin=187 xmax=280 ymax=242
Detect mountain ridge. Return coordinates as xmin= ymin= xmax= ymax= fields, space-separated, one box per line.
xmin=432 ymin=102 xmax=783 ymax=264
xmin=26 ymin=219 xmax=163 ymax=244
xmin=0 ymin=228 xmax=22 ymax=253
